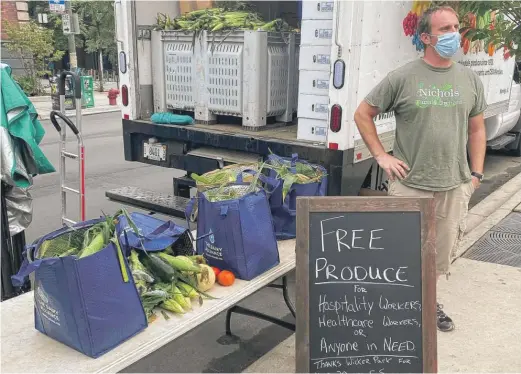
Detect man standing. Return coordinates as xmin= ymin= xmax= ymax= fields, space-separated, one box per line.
xmin=354 ymin=6 xmax=487 ymax=332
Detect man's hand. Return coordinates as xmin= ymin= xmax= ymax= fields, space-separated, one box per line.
xmin=471 ymin=176 xmax=481 ymax=190
xmin=375 ymin=153 xmax=410 ymax=181
xmin=354 ymin=101 xmax=410 ymax=180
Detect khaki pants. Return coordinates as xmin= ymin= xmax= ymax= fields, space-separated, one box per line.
xmin=388 ymin=179 xmax=475 ymax=275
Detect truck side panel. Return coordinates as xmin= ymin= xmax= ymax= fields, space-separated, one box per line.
xmin=115 ymin=1 xmax=180 ymax=120
xmin=326 ymin=1 xmax=419 ymax=161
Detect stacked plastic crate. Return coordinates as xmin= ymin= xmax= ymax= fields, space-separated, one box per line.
xmin=297 ymin=1 xmax=334 ymax=143
xmin=158 ymin=30 xmax=299 ymax=129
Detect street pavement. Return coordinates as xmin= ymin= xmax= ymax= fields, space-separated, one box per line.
xmin=21 ymin=108 xmax=521 ymax=372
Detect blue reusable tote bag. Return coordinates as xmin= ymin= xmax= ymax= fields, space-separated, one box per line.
xmin=186 ymin=175 xmax=280 ymax=281
xmin=266 ymin=153 xmax=328 ymax=239
xmin=11 ymin=218 xmax=147 ymax=358
xmin=116 ymin=212 xmax=193 ymax=256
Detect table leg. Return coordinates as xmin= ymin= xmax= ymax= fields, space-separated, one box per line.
xmin=226 ymin=305 xmax=295 ymax=336
xmin=282 ymin=276 xmax=296 ymax=318
xmin=225 ymin=275 xmax=296 ymax=336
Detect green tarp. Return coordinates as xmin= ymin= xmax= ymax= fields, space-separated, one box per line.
xmin=1 ymin=64 xmax=55 ymax=188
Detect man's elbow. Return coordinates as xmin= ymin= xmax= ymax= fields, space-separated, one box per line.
xmin=354 ymin=108 xmax=363 ymax=125
xmin=354 ymin=103 xmax=368 ymax=124
xmin=354 ymin=102 xmax=377 ymax=125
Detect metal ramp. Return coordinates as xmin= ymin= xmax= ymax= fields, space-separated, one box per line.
xmin=462 ymin=212 xmax=521 ymax=268
xmin=106 ymin=186 xmax=189 ymax=219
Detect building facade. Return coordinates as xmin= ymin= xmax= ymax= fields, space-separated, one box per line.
xmin=1 ymin=1 xmax=30 ymax=76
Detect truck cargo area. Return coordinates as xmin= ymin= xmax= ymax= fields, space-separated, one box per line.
xmin=133 ymin=119 xmax=311 ymax=147
xmin=120 ymin=118 xmax=340 ymax=171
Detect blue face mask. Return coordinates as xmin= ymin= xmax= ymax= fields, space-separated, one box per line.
xmin=430 ymin=31 xmax=461 ymax=58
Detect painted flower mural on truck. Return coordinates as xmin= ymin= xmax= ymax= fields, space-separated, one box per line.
xmin=401 ymin=0 xmax=514 ymax=60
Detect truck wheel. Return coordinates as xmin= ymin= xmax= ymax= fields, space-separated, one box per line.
xmin=510 ymin=133 xmax=521 ymax=157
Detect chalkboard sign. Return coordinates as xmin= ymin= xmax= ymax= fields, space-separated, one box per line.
xmin=296 ymin=197 xmax=437 ymax=373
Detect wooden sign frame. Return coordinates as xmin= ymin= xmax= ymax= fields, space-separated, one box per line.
xmin=295 ymin=196 xmax=437 ymax=373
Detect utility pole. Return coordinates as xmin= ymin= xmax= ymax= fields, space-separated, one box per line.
xmin=66 ymin=0 xmax=77 ymax=69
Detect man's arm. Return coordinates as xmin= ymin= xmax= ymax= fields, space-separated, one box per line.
xmin=354 ymin=102 xmax=387 ymax=158
xmin=468 ymin=112 xmax=486 ymax=187
xmin=467 ymin=71 xmax=487 ymax=188
xmin=354 ymin=101 xmax=409 ymax=180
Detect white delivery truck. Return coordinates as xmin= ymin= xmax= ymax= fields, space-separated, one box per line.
xmin=109 ymin=0 xmax=520 ymax=217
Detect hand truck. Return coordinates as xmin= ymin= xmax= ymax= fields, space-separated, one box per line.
xmin=49 ymin=71 xmax=85 ymax=226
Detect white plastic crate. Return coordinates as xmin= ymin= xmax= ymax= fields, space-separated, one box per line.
xmin=301 ymin=1 xmax=334 ymax=20
xmin=299 ymin=45 xmax=332 ymax=72
xmin=297 ymin=117 xmax=328 ymax=142
xmin=300 ymin=20 xmax=333 ymax=46
xmin=293 ymin=42 xmax=300 ymax=113
xmin=298 ymin=70 xmax=330 ymax=96
xmin=161 ymin=32 xmax=196 ymax=111
xmin=298 ymin=93 xmax=329 ymax=120
xmin=158 ymin=30 xmax=300 ymax=129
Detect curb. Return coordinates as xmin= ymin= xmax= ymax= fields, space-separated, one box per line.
xmin=454 ymin=171 xmax=521 ymax=260
xmin=36 ymin=108 xmax=121 ymax=120
xmin=78 ymin=108 xmax=121 ymax=117
xmin=29 ymin=96 xmax=52 ymax=103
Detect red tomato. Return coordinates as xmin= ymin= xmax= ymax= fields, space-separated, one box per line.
xmin=211 ymin=266 xmax=221 ymax=277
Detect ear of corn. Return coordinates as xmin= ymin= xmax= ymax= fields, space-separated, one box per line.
xmin=78 ymin=231 xmax=105 ymax=258
xmin=129 ymin=250 xmax=155 ymax=283
xmin=153 ymin=7 xmax=294 ymax=32
xmin=157 ymin=252 xmax=202 ymax=273
xmin=59 ymin=247 xmax=78 ymax=257
xmin=160 ymin=299 xmax=185 ymax=314
xmin=177 ymin=282 xmax=199 ymax=299
xmin=171 ymin=285 xmax=192 ymax=311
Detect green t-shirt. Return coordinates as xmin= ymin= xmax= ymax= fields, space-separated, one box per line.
xmin=365 ymin=59 xmax=487 ymax=191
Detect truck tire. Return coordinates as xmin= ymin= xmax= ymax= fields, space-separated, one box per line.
xmin=513 ymin=136 xmax=521 ymax=157
xmin=509 ymin=132 xmax=521 ymax=157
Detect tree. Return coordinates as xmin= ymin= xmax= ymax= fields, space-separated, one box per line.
xmin=3 ymin=21 xmax=64 ymax=95
xmin=75 ymin=1 xmax=117 ymax=92
xmin=28 ymin=1 xmax=83 ymax=56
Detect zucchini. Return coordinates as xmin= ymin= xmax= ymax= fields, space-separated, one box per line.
xmin=141 ymin=253 xmax=177 ymax=283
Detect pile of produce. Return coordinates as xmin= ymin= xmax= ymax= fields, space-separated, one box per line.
xmin=155 ymin=8 xmax=293 ymax=32
xmin=203 ymin=184 xmax=260 ymax=203
xmin=191 ymin=157 xmax=326 ymax=203
xmin=191 ymin=163 xmax=260 ymax=192
xmin=35 ymin=208 xmax=237 ymax=322
xmin=264 ymin=156 xmax=326 ymax=201
xmin=129 ymin=251 xmax=238 ymax=322
xmin=36 ymin=210 xmax=132 ymax=282
xmin=128 ymin=250 xmax=219 ymax=321
xmin=37 ymin=212 xmax=123 ymax=260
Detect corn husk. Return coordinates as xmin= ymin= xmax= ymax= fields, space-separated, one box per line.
xmin=203 ymin=184 xmax=261 ymax=202
xmin=263 ymin=154 xmax=326 ymax=201
xmin=191 ymin=163 xmax=259 ymax=192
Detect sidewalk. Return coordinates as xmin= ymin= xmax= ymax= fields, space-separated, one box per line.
xmin=30 ymin=85 xmax=121 ymax=121
xmin=243 ymin=173 xmax=521 ymax=373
